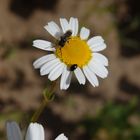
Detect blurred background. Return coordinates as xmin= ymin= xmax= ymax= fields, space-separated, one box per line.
xmin=0 ymin=0 xmax=140 ymax=139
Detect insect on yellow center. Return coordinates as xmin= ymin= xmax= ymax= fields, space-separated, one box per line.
xmin=55 ymin=37 xmax=92 ymax=68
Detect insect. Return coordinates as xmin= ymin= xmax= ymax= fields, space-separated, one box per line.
xmin=58 ymin=30 xmax=72 ymax=47
xmin=70 ymin=64 xmax=78 ymax=71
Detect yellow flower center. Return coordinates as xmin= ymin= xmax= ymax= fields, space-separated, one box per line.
xmin=55 ymin=37 xmax=92 ymax=68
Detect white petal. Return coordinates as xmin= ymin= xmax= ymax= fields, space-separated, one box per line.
xmin=65 ymin=72 xmax=72 ymax=88
xmin=80 ymin=27 xmax=90 ymax=40
xmin=33 ymin=40 xmax=55 ymax=51
xmin=74 ymin=67 xmax=86 ymax=84
xmin=44 ymin=21 xmax=62 ymax=39
xmin=25 ymin=123 xmax=44 ymax=140
xmin=88 ymin=60 xmax=107 ymax=78
xmin=90 ymin=43 xmax=106 ymax=52
xmin=87 ymin=36 xmax=104 ymax=46
xmin=55 ymin=133 xmax=68 ymax=140
xmin=40 ymin=58 xmax=61 ymax=76
xmin=69 ymin=17 xmax=78 ymax=36
xmin=90 ymin=58 xmax=108 ymax=77
xmin=6 ymin=121 xmax=22 ymax=140
xmin=93 ymin=53 xmax=108 ymax=66
xmin=48 ymin=62 xmax=65 ymax=81
xmin=83 ymin=66 xmax=99 ymax=87
xmin=33 ymin=54 xmax=56 ymax=69
xmin=60 ymin=66 xmax=72 ymax=90
xmin=60 ymin=18 xmax=70 ymax=33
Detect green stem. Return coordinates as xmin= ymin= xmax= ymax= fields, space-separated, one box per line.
xmin=31 ymin=81 xmax=57 ymax=122
xmin=31 ymin=99 xmax=47 ymax=122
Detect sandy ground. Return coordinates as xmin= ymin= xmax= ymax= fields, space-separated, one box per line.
xmin=0 ymin=0 xmax=140 ymax=139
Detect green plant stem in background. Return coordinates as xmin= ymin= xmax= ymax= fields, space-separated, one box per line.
xmin=31 ymin=99 xmax=47 ymax=122
xmin=31 ymin=81 xmax=57 ymax=122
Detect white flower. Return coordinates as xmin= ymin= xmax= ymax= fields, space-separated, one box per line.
xmin=6 ymin=121 xmax=68 ymax=140
xmin=55 ymin=133 xmax=68 ymax=140
xmin=33 ymin=17 xmax=108 ymax=90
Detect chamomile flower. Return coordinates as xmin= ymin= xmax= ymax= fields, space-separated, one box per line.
xmin=6 ymin=121 xmax=68 ymax=140
xmin=33 ymin=17 xmax=108 ymax=90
